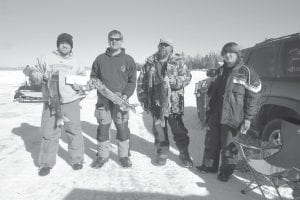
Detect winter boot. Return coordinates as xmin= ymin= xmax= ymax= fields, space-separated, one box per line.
xmin=154 ymin=153 xmax=168 ymax=166
xmin=217 ymin=172 xmax=231 ymax=182
xmin=72 ymin=163 xmax=83 ymax=170
xmin=119 ymin=157 xmax=132 ymax=168
xmin=38 ymin=167 xmax=51 ymax=176
xmin=179 ymin=152 xmax=193 ymax=168
xmin=196 ymin=164 xmax=218 ymax=174
xmin=91 ymin=157 xmax=109 ymax=169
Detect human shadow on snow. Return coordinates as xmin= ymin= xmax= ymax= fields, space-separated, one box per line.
xmin=11 ymin=121 xmax=158 ymax=169
xmin=80 ymin=106 xmax=203 ymax=168
xmin=64 ymin=189 xmax=202 ymax=200
xmin=80 ymin=121 xmax=119 ymax=165
xmin=11 ymin=122 xmax=97 ymax=168
xmin=63 ymin=187 xmax=259 ymax=200
xmin=140 ymin=106 xmax=204 ymax=168
xmin=11 ymin=123 xmax=69 ymax=167
xmin=140 ymin=106 xmax=265 ymax=199
xmin=81 ymin=120 xmax=160 ymax=166
xmin=182 ymin=107 xmax=268 ymax=200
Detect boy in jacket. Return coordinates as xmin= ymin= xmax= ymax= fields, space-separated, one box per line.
xmin=197 ymin=42 xmax=261 ymax=182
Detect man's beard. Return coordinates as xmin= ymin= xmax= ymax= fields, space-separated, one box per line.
xmin=157 ymin=50 xmax=169 ymax=60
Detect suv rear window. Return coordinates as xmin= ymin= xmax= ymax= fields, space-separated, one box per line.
xmin=247 ymin=46 xmax=277 ymax=77
xmin=282 ymin=39 xmax=300 ymax=76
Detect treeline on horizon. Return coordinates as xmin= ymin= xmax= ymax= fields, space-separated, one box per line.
xmin=0 ymin=52 xmax=222 ymax=71
xmin=136 ymin=51 xmax=222 ymax=71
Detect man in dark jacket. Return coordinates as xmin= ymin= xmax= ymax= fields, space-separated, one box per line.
xmin=90 ymin=30 xmax=137 ymax=168
xmin=197 ymin=42 xmax=261 ymax=182
xmin=137 ymin=38 xmax=193 ymax=167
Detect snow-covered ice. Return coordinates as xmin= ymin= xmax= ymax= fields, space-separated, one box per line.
xmin=0 ymin=70 xmax=293 ymax=200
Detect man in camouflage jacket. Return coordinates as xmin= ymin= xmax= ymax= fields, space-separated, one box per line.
xmin=137 ymin=38 xmax=193 ymax=167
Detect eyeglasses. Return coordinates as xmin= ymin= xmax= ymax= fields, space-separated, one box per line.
xmin=109 ymin=37 xmax=122 ymax=41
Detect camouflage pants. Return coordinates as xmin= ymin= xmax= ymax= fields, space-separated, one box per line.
xmin=39 ymin=99 xmax=84 ymax=168
xmin=202 ymin=111 xmax=239 ymax=175
xmin=152 ymin=113 xmax=190 ymax=156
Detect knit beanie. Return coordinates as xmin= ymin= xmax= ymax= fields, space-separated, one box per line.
xmin=57 ymin=33 xmax=73 ymax=48
xmin=221 ymin=42 xmax=241 ymax=58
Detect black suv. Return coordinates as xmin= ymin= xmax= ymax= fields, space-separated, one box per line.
xmin=195 ymin=33 xmax=300 ymax=145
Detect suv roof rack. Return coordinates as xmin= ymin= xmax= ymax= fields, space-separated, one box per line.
xmin=255 ymin=33 xmax=300 ymax=46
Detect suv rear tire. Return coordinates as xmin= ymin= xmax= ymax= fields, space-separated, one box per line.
xmin=262 ymin=119 xmax=282 ymax=146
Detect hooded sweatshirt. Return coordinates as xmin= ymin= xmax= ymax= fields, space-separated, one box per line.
xmin=30 ymin=51 xmax=85 ymax=103
xmin=90 ymin=48 xmax=137 ymax=98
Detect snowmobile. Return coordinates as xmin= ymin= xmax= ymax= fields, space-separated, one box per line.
xmin=13 ymin=65 xmax=43 ymax=103
xmin=13 ymin=83 xmax=43 ymax=103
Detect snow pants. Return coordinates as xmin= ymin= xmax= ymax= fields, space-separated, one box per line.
xmin=94 ymin=102 xmax=130 ymax=158
xmin=38 ymin=99 xmax=84 ymax=168
xmin=152 ymin=113 xmax=190 ymax=156
xmin=202 ymin=110 xmax=239 ymax=176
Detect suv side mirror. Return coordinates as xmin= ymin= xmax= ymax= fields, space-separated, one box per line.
xmin=206 ymin=69 xmax=216 ymax=77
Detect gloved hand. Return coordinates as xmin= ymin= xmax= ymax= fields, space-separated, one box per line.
xmin=240 ymin=119 xmax=251 ymax=134
xmin=87 ymin=79 xmax=96 ymax=90
xmin=118 ymin=94 xmax=129 ymax=112
xmin=115 ymin=92 xmax=127 ymax=100
xmin=121 ymin=94 xmax=128 ymax=101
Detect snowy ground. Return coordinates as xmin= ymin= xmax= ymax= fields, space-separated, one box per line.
xmin=0 ymin=70 xmax=293 ymax=200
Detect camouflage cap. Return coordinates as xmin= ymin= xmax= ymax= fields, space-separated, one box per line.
xmin=159 ymin=38 xmax=174 ymax=48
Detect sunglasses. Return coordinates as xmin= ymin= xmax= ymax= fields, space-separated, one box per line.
xmin=159 ymin=43 xmax=170 ymax=47
xmin=109 ymin=37 xmax=122 ymax=41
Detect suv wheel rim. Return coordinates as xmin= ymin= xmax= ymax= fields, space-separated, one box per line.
xmin=269 ymin=129 xmax=282 ymax=146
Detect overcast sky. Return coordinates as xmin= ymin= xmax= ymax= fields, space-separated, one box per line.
xmin=1 ymin=0 xmax=300 ymax=67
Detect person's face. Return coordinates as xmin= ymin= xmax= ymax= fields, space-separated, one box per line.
xmin=158 ymin=43 xmax=173 ymax=58
xmin=108 ymin=33 xmax=123 ymax=50
xmin=57 ymin=41 xmax=72 ymax=56
xmin=223 ymin=52 xmax=238 ymax=67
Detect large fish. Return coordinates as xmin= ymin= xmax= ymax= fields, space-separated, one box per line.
xmin=159 ymin=76 xmax=171 ymax=127
xmin=90 ymin=78 xmax=138 ymax=113
xmin=147 ymin=66 xmax=171 ymax=127
xmin=48 ymin=71 xmax=69 ymax=127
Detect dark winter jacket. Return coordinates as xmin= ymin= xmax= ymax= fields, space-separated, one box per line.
xmin=90 ymin=48 xmax=137 ymax=106
xmin=207 ymin=61 xmax=261 ymax=128
xmin=137 ymin=53 xmax=191 ymax=115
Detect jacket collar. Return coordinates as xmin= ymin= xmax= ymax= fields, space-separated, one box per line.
xmin=53 ymin=50 xmax=73 ymax=59
xmin=222 ymin=60 xmax=244 ymax=72
xmin=105 ymin=48 xmax=125 ymax=57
